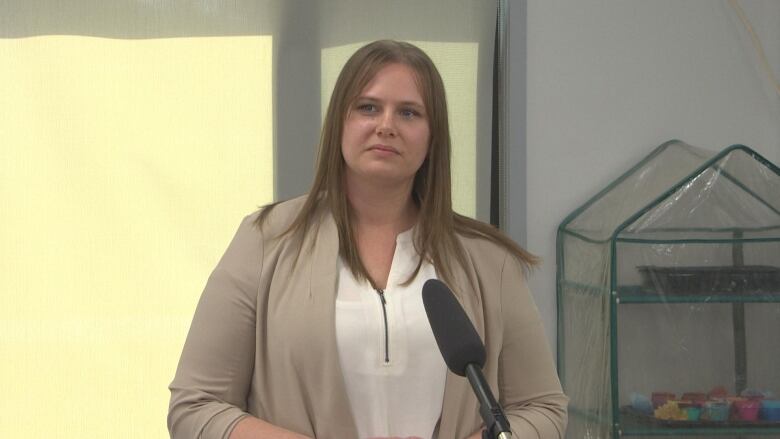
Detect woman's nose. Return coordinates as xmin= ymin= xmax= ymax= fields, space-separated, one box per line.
xmin=376 ymin=110 xmax=397 ymax=137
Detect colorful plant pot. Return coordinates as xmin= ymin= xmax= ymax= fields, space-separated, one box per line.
xmin=630 ymin=393 xmax=653 ymax=415
xmin=708 ymin=386 xmax=728 ymax=399
xmin=681 ymin=392 xmax=707 ymax=404
xmin=684 ymin=406 xmax=702 ymax=421
xmin=703 ymin=401 xmax=730 ymax=421
xmin=734 ymin=399 xmax=761 ymax=421
xmin=761 ymin=400 xmax=780 ymax=421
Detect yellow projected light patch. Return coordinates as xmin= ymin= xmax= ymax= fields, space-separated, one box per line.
xmin=0 ymin=35 xmax=273 ymax=437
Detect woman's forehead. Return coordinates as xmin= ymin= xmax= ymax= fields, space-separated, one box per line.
xmin=356 ymin=63 xmax=426 ymax=104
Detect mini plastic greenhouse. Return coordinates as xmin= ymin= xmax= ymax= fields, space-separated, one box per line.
xmin=557 ymin=140 xmax=780 ymax=438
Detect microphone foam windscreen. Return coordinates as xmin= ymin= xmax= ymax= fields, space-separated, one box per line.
xmin=422 ymin=279 xmax=486 ymax=376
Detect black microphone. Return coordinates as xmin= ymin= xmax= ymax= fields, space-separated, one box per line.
xmin=422 ymin=279 xmax=512 ymax=439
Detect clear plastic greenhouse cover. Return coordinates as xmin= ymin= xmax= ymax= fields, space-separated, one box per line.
xmin=557 ymin=140 xmax=780 ymax=439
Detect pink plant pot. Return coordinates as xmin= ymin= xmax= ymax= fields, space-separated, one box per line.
xmin=734 ymin=399 xmax=761 ymax=421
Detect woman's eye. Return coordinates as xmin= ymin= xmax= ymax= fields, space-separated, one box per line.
xmin=400 ymin=108 xmax=419 ymax=119
xmin=356 ymin=103 xmax=378 ymax=113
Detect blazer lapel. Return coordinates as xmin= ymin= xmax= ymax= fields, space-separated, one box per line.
xmin=307 ymin=212 xmax=360 ymax=438
xmin=436 ymin=250 xmax=485 ymax=437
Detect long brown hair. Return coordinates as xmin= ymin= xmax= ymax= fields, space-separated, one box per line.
xmin=256 ymin=40 xmax=538 ymax=291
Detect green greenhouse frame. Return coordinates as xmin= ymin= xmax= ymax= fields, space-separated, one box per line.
xmin=557 ymin=140 xmax=780 ymax=438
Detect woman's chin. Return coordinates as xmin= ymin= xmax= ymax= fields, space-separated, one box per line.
xmin=348 ymin=169 xmax=416 ymax=189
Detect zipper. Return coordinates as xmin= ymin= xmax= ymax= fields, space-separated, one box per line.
xmin=375 ymin=288 xmax=390 ymax=364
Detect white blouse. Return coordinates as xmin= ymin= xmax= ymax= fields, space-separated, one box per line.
xmin=335 ymin=229 xmax=447 ymax=439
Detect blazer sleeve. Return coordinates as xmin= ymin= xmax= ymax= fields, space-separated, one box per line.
xmin=168 ymin=214 xmax=263 ymax=439
xmin=498 ymin=252 xmax=568 ymax=439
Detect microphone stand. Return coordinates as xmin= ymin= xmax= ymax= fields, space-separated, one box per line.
xmin=465 ymin=364 xmax=512 ymax=439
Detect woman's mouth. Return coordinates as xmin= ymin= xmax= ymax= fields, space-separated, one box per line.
xmin=369 ymin=144 xmax=399 ymax=154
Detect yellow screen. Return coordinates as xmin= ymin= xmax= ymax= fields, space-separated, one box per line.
xmin=0 ymin=35 xmax=273 ymax=437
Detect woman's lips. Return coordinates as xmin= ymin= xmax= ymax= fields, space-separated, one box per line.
xmin=368 ymin=144 xmax=399 ymax=154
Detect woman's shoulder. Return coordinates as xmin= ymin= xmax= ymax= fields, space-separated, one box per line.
xmin=249 ymin=194 xmax=310 ymax=235
xmin=454 ymin=217 xmax=510 ymax=258
xmin=457 ymin=229 xmax=510 ymax=269
xmin=453 ymin=216 xmax=534 ymax=277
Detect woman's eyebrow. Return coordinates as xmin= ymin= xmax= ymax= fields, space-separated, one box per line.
xmin=356 ymin=95 xmax=425 ymax=109
xmin=398 ymin=101 xmax=425 ymax=109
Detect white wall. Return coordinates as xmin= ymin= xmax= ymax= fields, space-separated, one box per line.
xmin=519 ymin=0 xmax=780 ymax=349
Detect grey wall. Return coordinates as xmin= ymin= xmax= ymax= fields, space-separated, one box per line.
xmin=510 ymin=0 xmax=780 ymax=353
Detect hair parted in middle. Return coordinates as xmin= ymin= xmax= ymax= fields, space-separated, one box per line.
xmin=256 ymin=39 xmax=537 ymax=293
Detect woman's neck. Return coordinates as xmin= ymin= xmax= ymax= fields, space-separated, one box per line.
xmin=345 ymin=177 xmax=417 ymax=232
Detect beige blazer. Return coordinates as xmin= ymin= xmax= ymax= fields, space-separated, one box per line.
xmin=168 ymin=196 xmax=567 ymax=439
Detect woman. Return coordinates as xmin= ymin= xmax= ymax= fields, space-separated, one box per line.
xmin=168 ymin=40 xmax=567 ymax=439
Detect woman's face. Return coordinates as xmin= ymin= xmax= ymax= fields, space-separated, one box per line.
xmin=341 ymin=63 xmax=430 ymax=189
